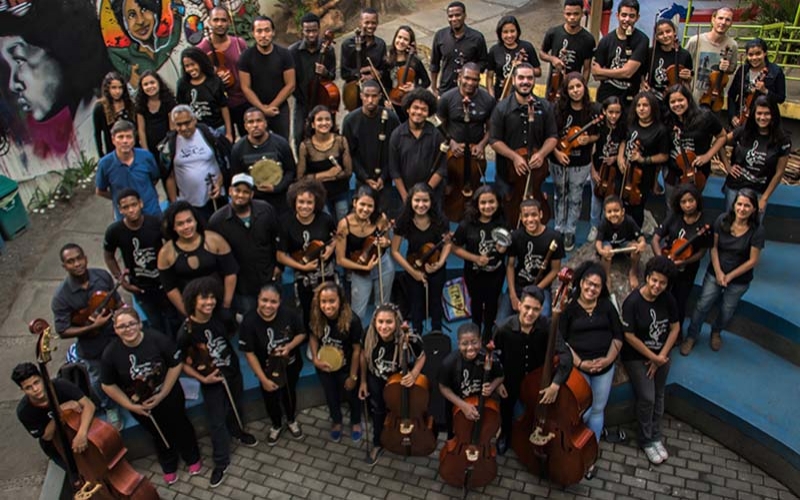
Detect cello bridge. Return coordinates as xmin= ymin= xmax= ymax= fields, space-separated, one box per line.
xmin=461 ymin=187 xmax=474 ymax=198
xmin=529 ymin=427 xmax=554 ymax=446
xmin=400 ymin=422 xmax=415 ymax=434
xmin=465 ymin=448 xmax=479 ymax=462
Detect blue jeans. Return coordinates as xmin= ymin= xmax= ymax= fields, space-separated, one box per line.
xmin=589 ymin=174 xmax=603 ymax=229
xmin=233 ymin=293 xmax=259 ymax=319
xmin=580 ymin=364 xmax=615 ymax=443
xmin=350 ymin=252 xmax=395 ymax=326
xmin=550 ymin=163 xmax=591 ymax=237
xmin=324 ymin=191 xmax=351 ymax=224
xmin=686 ymin=272 xmax=750 ymax=340
xmin=78 ymin=357 xmax=114 ymax=411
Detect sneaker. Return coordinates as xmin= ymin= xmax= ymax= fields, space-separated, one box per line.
xmin=564 ymin=234 xmax=576 ymax=252
xmin=680 ymin=337 xmax=696 ymax=356
xmin=330 ymin=428 xmax=342 ymax=443
xmin=710 ymin=331 xmax=722 ymax=351
xmin=644 ymin=444 xmax=664 ymax=465
xmin=367 ymin=446 xmax=383 ymax=467
xmin=587 ymin=226 xmax=598 ymax=243
xmin=235 ymin=433 xmax=259 ymax=447
xmin=584 ymin=464 xmax=597 ymax=480
xmin=163 ymin=472 xmax=178 ymax=485
xmin=351 ymin=426 xmax=363 ymax=443
xmin=267 ymin=426 xmax=282 ymax=446
xmin=210 ymin=466 xmax=227 ymax=488
xmin=105 ymin=408 xmax=123 ymax=431
xmin=287 ymin=421 xmax=303 ymax=439
xmin=653 ymin=441 xmax=669 ymax=462
xmin=188 ymin=460 xmax=203 ymax=476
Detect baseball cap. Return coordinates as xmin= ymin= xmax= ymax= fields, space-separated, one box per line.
xmin=231 ymin=173 xmax=254 ymax=187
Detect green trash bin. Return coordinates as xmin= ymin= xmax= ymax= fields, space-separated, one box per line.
xmin=0 ymin=175 xmax=30 ymax=240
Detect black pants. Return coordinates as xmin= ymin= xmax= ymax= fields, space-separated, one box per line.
xmin=131 ymin=385 xmax=200 ymax=474
xmin=269 ymin=107 xmax=291 ymax=141
xmin=499 ymin=381 xmax=521 ymax=443
xmin=260 ymin=359 xmax=302 ymax=428
xmin=624 ymin=193 xmax=647 ymax=228
xmin=366 ymin=372 xmax=388 ymax=447
xmin=407 ymin=269 xmax=446 ymax=334
xmin=136 ymin=287 xmax=181 ymax=340
xmin=201 ymin=371 xmax=246 ymax=467
xmin=670 ymin=262 xmax=701 ymax=335
xmin=317 ymin=368 xmax=361 ymax=425
xmin=464 ymin=268 xmax=504 ymax=339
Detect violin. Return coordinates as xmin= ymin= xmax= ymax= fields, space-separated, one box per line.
xmin=349 ymin=216 xmax=395 ymax=266
xmin=28 ymin=319 xmax=159 ymax=499
xmin=70 ymin=273 xmax=126 ymax=326
xmin=408 ymin=233 xmax=451 ymax=272
xmin=388 ymin=43 xmax=417 ymax=107
xmin=505 ymin=96 xmax=551 ymax=226
xmin=291 ymin=233 xmax=335 ymax=265
xmin=500 ymin=49 xmax=527 ymax=101
xmin=673 ymin=127 xmax=707 ymax=191
xmin=547 ymin=45 xmax=566 ymax=102
xmin=381 ymin=326 xmax=437 ymax=456
xmin=342 ymin=29 xmax=363 ymax=112
xmin=511 ymin=269 xmax=598 ymax=486
xmin=665 ymin=36 xmax=688 ymax=88
xmin=308 ymin=30 xmax=341 ymax=113
xmin=662 ymin=224 xmax=710 ymax=261
xmin=557 ymin=114 xmax=604 ymax=157
xmin=699 ymin=46 xmax=732 ymax=112
xmin=621 ymin=139 xmax=643 ymax=206
xmin=736 ymin=65 xmax=768 ymax=126
xmin=444 ymin=95 xmax=487 ymax=222
xmin=438 ymin=343 xmax=501 ymax=491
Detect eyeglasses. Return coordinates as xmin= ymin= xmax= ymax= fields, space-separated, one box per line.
xmin=583 ymin=281 xmax=602 ymax=289
xmin=115 ymin=321 xmax=140 ymax=331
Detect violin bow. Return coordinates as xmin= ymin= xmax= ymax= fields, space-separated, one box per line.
xmin=691 ymin=26 xmax=701 ymax=93
xmin=366 ymin=57 xmax=398 ymax=115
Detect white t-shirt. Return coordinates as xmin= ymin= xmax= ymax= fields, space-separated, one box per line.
xmin=173 ymin=129 xmax=221 ymax=207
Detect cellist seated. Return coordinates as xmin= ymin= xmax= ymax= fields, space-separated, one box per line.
xmin=12 ymin=362 xmax=96 ymax=470
xmin=438 ymin=323 xmax=504 ymax=439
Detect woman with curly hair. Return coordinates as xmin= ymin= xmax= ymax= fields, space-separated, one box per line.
xmin=135 ymin=69 xmax=176 ymax=160
xmin=177 ymin=47 xmax=233 ymax=143
xmin=93 ymin=71 xmax=135 ymax=156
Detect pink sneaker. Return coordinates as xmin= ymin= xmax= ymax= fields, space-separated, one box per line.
xmin=163 ymin=472 xmax=178 ymax=485
xmin=188 ymin=460 xmax=203 ymax=475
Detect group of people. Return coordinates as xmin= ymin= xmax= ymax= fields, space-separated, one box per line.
xmin=14 ymin=0 xmax=791 ymax=493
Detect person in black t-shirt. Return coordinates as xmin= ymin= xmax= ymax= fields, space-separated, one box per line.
xmin=621 ymin=256 xmax=680 ymax=465
xmin=451 ymin=185 xmax=508 ymax=337
xmin=486 ymin=15 xmax=540 ymax=99
xmin=13 ymin=362 xmax=95 ymax=469
xmin=728 ymin=38 xmax=786 ymax=128
xmin=596 ymin=195 xmax=646 ymax=289
xmin=438 ymin=323 xmax=503 ymax=438
xmin=104 ymin=188 xmax=180 ymax=338
xmin=309 ymin=282 xmax=363 ymax=442
xmin=682 ymin=189 xmax=765 ymax=355
xmin=101 ymin=308 xmax=201 ymax=484
xmin=177 ymin=277 xmax=258 ymax=487
xmin=641 ymin=20 xmax=693 ymax=101
xmin=358 ymin=304 xmax=426 ymax=465
xmin=589 ymin=97 xmax=626 ymax=241
xmin=239 ymin=284 xmax=307 ymax=445
xmin=176 ymin=47 xmax=233 ymax=144
xmin=540 ymin=0 xmax=596 ymax=94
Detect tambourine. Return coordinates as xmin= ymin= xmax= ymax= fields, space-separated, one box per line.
xmin=317 ymin=345 xmax=345 ymax=372
xmin=250 ymin=158 xmax=283 ymax=189
xmin=264 ymin=355 xmax=288 ymax=388
xmin=491 ymin=227 xmax=512 ymax=248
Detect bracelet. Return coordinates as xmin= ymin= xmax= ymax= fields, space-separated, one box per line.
xmin=350 ymin=374 xmax=358 ymax=381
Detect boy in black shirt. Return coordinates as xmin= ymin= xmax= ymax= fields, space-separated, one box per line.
xmin=540 ymin=0 xmax=596 ymax=91
xmin=595 ymin=195 xmax=646 ymax=289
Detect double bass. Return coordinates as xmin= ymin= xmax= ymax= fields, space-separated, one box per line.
xmin=28 ymin=318 xmax=159 ymax=499
xmin=511 ymin=268 xmax=597 ymax=486
xmin=381 ymin=326 xmax=437 ymax=456
xmin=444 ymin=95 xmax=487 ymax=222
xmin=308 ymin=30 xmax=340 ymax=113
xmin=342 ymin=29 xmax=363 ymax=112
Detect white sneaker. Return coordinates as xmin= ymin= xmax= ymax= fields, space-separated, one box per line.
xmin=653 ymin=441 xmax=669 ymax=461
xmin=287 ymin=421 xmax=303 ymax=439
xmin=587 ymin=226 xmax=598 ymax=242
xmin=644 ymin=444 xmax=664 ymax=465
xmin=105 ymin=408 xmax=123 ymax=430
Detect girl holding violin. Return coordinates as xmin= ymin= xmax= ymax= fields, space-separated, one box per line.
xmin=589 ymin=96 xmax=626 ymax=241
xmin=681 ymin=189 xmax=765 ymax=356
xmin=100 ymin=308 xmax=201 ymax=485
xmin=135 ymin=70 xmax=176 ymax=166
xmin=359 ymin=304 xmax=426 ymax=465
xmin=297 ymin=105 xmax=354 ymax=223
xmin=391 ymin=183 xmax=451 ymax=334
xmin=651 ymin=184 xmax=712 ymax=332
xmin=451 ymin=185 xmax=508 ymax=338
xmin=335 ymin=185 xmax=395 ymax=326
xmin=552 ymin=72 xmax=600 ymax=250
xmin=309 ymin=282 xmax=364 ymax=442
xmin=559 ymin=262 xmax=623 ymax=460
xmin=642 ymin=20 xmax=693 ymax=101
xmin=728 ymin=38 xmax=786 ymax=128
xmin=177 ymin=47 xmax=233 ymax=144
xmin=386 ymin=25 xmax=430 ymax=122
xmin=276 ymin=179 xmax=337 ymax=329
xmin=723 ymin=95 xmax=791 ymax=217
xmin=486 ymin=15 xmax=540 ymax=99
xmin=93 ymin=71 xmax=135 ymax=157
xmin=239 ymin=284 xmax=307 ymax=444
xmin=621 ymin=256 xmax=680 ymax=465
xmin=618 ymin=91 xmax=670 ymax=227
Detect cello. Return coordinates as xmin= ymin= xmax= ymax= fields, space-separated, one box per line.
xmin=308 ymin=30 xmax=341 ymax=114
xmin=381 ymin=326 xmax=437 ymax=456
xmin=511 ymin=268 xmax=598 ymax=486
xmin=342 ymin=29 xmax=363 ymax=112
xmin=444 ymin=95 xmax=487 ymax=222
xmin=699 ymin=46 xmax=732 ymax=112
xmin=28 ymin=318 xmax=159 ymax=500
xmin=438 ymin=343 xmax=501 ymax=493
xmin=388 ymin=43 xmax=417 ymax=108
xmin=673 ymin=127 xmax=707 ymax=191
xmin=505 ymin=96 xmax=550 ymax=227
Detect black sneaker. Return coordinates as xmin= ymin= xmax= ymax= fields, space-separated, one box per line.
xmin=235 ymin=432 xmax=259 ymax=447
xmin=367 ymin=446 xmax=383 ymax=467
xmin=210 ymin=466 xmax=227 ymax=488
xmin=564 ymin=233 xmax=576 ymax=251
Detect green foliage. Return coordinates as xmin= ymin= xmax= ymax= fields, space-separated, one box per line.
xmin=737 ymin=0 xmax=799 ymax=25
xmin=231 ymin=0 xmax=262 ymax=44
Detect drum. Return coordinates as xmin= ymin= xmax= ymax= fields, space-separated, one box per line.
xmin=317 ymin=345 xmax=345 ymax=372
xmin=264 ymin=355 xmax=288 ymax=388
xmin=250 ymin=158 xmax=283 ymax=189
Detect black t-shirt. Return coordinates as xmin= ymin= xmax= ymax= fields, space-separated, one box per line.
xmin=315 ymin=315 xmax=362 ymax=370
xmin=396 ymin=220 xmax=445 ymax=261
xmin=648 ymin=45 xmax=693 ymax=98
xmin=592 ymin=121 xmax=627 ymax=168
xmin=621 ymin=289 xmax=679 ymax=361
xmin=654 ymin=213 xmax=712 ymax=272
xmin=541 ymin=25 xmax=596 ymax=90
xmin=595 ymin=29 xmax=649 ymax=103
xmin=229 ymin=134 xmax=297 ymax=207
xmin=508 ymin=227 xmax=565 ymax=291
xmin=560 ymin=297 xmax=623 ymax=373
xmin=176 ymin=315 xmax=240 ymax=379
xmin=100 ymin=331 xmax=179 ymax=400
xmin=439 ymin=350 xmax=503 ymax=399
xmin=367 ymin=332 xmax=424 ymax=380
xmin=17 ymin=379 xmax=85 ymax=441
xmin=556 ymin=103 xmax=602 ymax=166
xmin=486 ymin=40 xmax=540 ymax=97
xmin=669 ymin=111 xmax=723 ymax=178
xmin=237 ymin=45 xmax=295 ymax=112
xmin=726 ymin=127 xmax=792 ymax=193
xmin=238 ymin=305 xmax=305 ymax=366
xmin=709 ymin=213 xmax=766 ymax=285
xmin=176 ymin=76 xmax=228 ymax=129
xmin=624 ymin=121 xmax=670 ymax=192
xmin=342 ymin=107 xmax=400 ymax=184
xmin=597 ymin=214 xmax=641 ymax=248
xmin=277 ymin=212 xmax=336 ymax=286
xmin=103 ymin=215 xmax=163 ymax=290
xmin=452 ymin=218 xmax=507 ymax=273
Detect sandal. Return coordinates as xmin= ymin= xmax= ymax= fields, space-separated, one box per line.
xmin=710 ymin=331 xmax=722 ymax=351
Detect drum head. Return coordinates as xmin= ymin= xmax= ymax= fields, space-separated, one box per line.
xmin=250 ymin=158 xmax=283 ymax=187
xmin=318 ymin=345 xmax=344 ymax=372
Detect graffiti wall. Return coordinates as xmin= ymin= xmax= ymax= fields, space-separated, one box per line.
xmin=0 ymin=0 xmax=255 ymax=203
